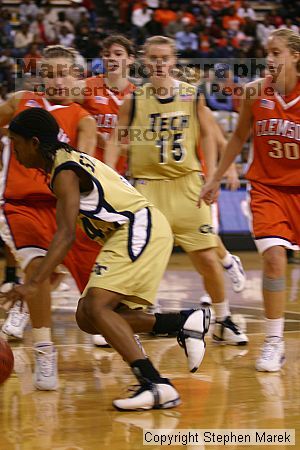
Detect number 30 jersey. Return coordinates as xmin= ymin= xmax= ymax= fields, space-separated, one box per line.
xmin=247 ymin=78 xmax=300 ymax=186
xmin=129 ymin=80 xmax=202 ymax=179
xmin=50 ymin=149 xmax=151 ymax=246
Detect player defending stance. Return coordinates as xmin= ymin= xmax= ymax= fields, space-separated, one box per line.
xmin=0 ymin=46 xmax=99 ymax=389
xmin=201 ymin=29 xmax=300 ymax=371
xmin=106 ymin=36 xmax=248 ymax=346
xmin=2 ymin=107 xmax=211 ymax=411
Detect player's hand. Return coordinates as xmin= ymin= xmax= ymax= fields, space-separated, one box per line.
xmin=224 ymin=165 xmax=240 ymax=191
xmin=0 ymin=282 xmax=38 ymax=311
xmin=198 ymin=178 xmax=221 ymax=207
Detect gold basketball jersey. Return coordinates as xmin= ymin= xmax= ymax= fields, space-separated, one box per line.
xmin=129 ymin=80 xmax=202 ymax=179
xmin=50 ymin=149 xmax=151 ymax=246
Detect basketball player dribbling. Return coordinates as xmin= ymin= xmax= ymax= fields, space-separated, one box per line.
xmin=2 ymin=107 xmax=213 ymax=411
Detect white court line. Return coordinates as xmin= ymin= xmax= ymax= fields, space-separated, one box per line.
xmin=51 ymin=304 xmax=300 ymax=316
xmin=8 ymin=329 xmax=300 ymax=351
xmin=231 ymin=304 xmax=300 ymax=316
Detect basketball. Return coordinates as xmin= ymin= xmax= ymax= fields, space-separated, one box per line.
xmin=0 ymin=338 xmax=14 ymax=385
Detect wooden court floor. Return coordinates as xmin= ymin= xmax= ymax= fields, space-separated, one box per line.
xmin=0 ymin=252 xmax=299 ymax=450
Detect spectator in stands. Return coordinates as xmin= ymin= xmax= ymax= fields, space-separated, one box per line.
xmin=243 ymin=16 xmax=257 ymax=39
xmin=154 ymin=0 xmax=177 ymax=28
xmin=222 ymin=6 xmax=244 ymax=32
xmin=67 ymin=0 xmax=89 ymax=26
xmin=14 ymin=23 xmax=34 ymax=57
xmin=198 ymin=29 xmax=213 ymax=58
xmin=56 ymin=11 xmax=75 ymax=35
xmin=0 ymin=48 xmax=14 ymax=91
xmin=58 ymin=26 xmax=75 ymax=47
xmin=131 ymin=2 xmax=153 ymax=29
xmin=0 ymin=9 xmax=13 ymax=39
xmin=165 ymin=11 xmax=185 ymax=38
xmin=43 ymin=3 xmax=59 ymax=26
xmin=131 ymin=2 xmax=153 ymax=44
xmin=81 ymin=0 xmax=97 ymax=27
xmin=201 ymin=5 xmax=214 ymax=28
xmin=280 ymin=18 xmax=299 ymax=34
xmin=19 ymin=0 xmax=40 ymax=22
xmin=214 ymin=36 xmax=240 ymax=58
xmin=30 ymin=13 xmax=56 ymax=45
xmin=236 ymin=1 xmax=256 ymax=21
xmin=23 ymin=42 xmax=42 ymax=75
xmin=175 ymin=20 xmax=199 ymax=59
xmin=74 ymin=25 xmax=91 ymax=57
xmin=256 ymin=16 xmax=275 ymax=48
xmin=0 ymin=19 xmax=13 ymax=49
xmin=268 ymin=9 xmax=283 ymax=28
xmin=144 ymin=11 xmax=164 ymax=37
xmin=208 ymin=0 xmax=229 ymax=13
xmin=180 ymin=3 xmax=196 ymax=26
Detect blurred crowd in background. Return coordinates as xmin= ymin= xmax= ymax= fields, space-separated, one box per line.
xmin=0 ymin=0 xmax=299 ymax=101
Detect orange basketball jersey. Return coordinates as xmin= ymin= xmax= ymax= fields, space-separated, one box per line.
xmin=247 ymin=79 xmax=300 ymax=186
xmin=4 ymin=92 xmax=89 ymax=202
xmin=83 ymin=75 xmax=135 ymax=172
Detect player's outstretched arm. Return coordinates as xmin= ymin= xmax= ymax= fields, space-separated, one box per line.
xmin=104 ymin=94 xmax=133 ymax=169
xmin=212 ymin=114 xmax=240 ymax=191
xmin=199 ymin=95 xmax=253 ymax=206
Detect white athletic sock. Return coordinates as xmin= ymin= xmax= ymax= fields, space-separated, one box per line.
xmin=213 ymin=300 xmax=230 ymax=322
xmin=265 ymin=318 xmax=284 ymax=339
xmin=32 ymin=327 xmax=52 ymax=346
xmin=221 ymin=252 xmax=233 ymax=268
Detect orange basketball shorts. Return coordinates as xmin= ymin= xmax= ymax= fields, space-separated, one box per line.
xmin=0 ymin=200 xmax=99 ymax=293
xmin=249 ymin=181 xmax=300 ymax=253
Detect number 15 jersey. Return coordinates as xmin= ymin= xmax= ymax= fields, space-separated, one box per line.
xmin=129 ymin=81 xmax=202 ymax=179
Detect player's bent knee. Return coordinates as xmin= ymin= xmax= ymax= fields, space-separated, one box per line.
xmin=75 ymin=299 xmax=95 ymax=332
xmin=262 ymin=276 xmax=286 ymax=292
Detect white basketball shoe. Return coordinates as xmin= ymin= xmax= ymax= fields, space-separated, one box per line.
xmin=255 ymin=337 xmax=286 ymax=372
xmin=2 ymin=300 xmax=30 ymax=340
xmin=92 ymin=334 xmax=110 ymax=347
xmin=113 ymin=379 xmax=181 ymax=411
xmin=177 ymin=307 xmax=211 ymax=372
xmin=224 ymin=255 xmax=246 ymax=292
xmin=34 ymin=343 xmax=58 ymax=391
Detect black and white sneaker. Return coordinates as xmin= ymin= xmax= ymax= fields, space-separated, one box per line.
xmin=177 ymin=307 xmax=211 ymax=372
xmin=213 ymin=316 xmax=248 ymax=346
xmin=113 ymin=379 xmax=181 ymax=411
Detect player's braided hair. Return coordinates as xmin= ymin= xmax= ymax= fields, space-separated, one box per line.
xmin=9 ymin=108 xmax=77 ymax=173
xmin=271 ymin=29 xmax=300 ymax=72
